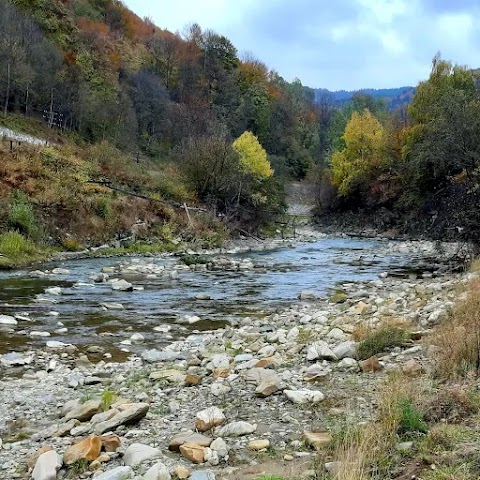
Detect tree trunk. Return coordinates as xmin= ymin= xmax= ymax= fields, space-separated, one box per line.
xmin=4 ymin=60 xmax=11 ymax=117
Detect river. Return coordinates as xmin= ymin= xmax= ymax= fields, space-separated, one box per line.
xmin=0 ymin=237 xmax=450 ymax=359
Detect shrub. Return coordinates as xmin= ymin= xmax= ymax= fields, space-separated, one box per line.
xmin=61 ymin=238 xmax=84 ymax=252
xmin=7 ymin=191 xmax=38 ymax=239
xmin=0 ymin=231 xmax=37 ymax=258
xmin=357 ymin=326 xmax=408 ymax=359
xmin=94 ymin=196 xmax=113 ymax=219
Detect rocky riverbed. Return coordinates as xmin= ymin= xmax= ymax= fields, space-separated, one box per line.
xmin=0 ymin=236 xmax=472 ymax=480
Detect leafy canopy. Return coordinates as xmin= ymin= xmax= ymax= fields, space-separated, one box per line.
xmin=331 ymin=109 xmax=386 ymax=196
xmin=233 ymin=131 xmax=273 ymax=179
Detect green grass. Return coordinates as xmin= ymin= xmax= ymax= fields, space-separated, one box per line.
xmin=99 ymin=390 xmax=119 ymax=412
xmin=357 ymin=326 xmax=408 ymax=359
xmin=0 ymin=231 xmax=50 ymax=268
xmin=66 ymin=459 xmax=90 ymax=478
xmin=398 ymin=399 xmax=428 ymax=437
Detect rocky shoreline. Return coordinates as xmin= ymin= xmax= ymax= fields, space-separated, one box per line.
xmin=0 ymin=235 xmax=472 ymax=480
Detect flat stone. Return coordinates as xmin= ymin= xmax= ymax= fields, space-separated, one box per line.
xmin=190 ymin=470 xmax=216 ymax=480
xmin=169 ymin=433 xmax=213 ymax=451
xmin=94 ymin=466 xmax=134 ymax=480
xmin=124 ymin=443 xmax=162 ymax=467
xmin=284 ymin=389 xmax=325 ymax=404
xmin=65 ymin=399 xmax=101 ymax=422
xmin=94 ymin=403 xmax=149 ymax=434
xmin=0 ymin=352 xmax=33 ymax=367
xmin=141 ymin=349 xmax=182 ymax=363
xmin=210 ymin=438 xmax=228 ymax=458
xmin=248 ymin=439 xmax=270 ymax=450
xmin=0 ymin=314 xmax=17 ymax=325
xmin=303 ymin=431 xmax=332 ymax=450
xmin=111 ymin=279 xmax=134 ymax=291
xmin=216 ymin=421 xmax=257 ymax=437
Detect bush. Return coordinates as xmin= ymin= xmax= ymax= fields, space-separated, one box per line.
xmin=7 ymin=191 xmax=39 ymax=239
xmin=357 ymin=326 xmax=408 ymax=359
xmin=61 ymin=238 xmax=84 ymax=252
xmin=94 ymin=196 xmax=113 ymax=219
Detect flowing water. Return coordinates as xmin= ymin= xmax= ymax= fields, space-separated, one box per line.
xmin=0 ymin=237 xmax=445 ymax=359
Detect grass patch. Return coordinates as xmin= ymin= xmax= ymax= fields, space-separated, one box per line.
xmin=66 ymin=459 xmax=90 ymax=478
xmin=99 ymin=390 xmax=119 ymax=412
xmin=0 ymin=231 xmax=50 ymax=268
xmin=357 ymin=325 xmax=409 ymax=360
xmin=398 ymin=399 xmax=428 ymax=437
xmin=431 ymin=279 xmax=480 ymax=378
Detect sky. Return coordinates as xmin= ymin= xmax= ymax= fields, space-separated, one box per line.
xmin=123 ymin=0 xmax=480 ymax=91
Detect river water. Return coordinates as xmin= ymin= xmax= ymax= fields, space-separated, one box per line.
xmin=0 ymin=237 xmax=445 ymax=359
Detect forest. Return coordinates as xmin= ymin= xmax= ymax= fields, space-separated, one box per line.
xmin=1 ymin=0 xmax=480 ymax=255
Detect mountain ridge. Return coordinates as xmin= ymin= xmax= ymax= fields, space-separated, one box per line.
xmin=314 ymin=86 xmax=416 ymax=109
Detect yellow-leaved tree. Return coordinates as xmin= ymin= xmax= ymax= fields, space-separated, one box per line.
xmin=233 ymin=131 xmax=273 ymax=179
xmin=331 ymin=109 xmax=386 ymax=196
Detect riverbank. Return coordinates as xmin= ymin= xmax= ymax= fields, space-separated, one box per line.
xmin=0 ymin=238 xmax=475 ymax=480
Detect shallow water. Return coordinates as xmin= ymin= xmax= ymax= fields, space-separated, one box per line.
xmin=0 ymin=237 xmax=439 ymax=358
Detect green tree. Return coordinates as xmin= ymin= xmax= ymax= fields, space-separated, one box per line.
xmin=233 ymin=131 xmax=273 ymax=179
xmin=331 ymin=109 xmax=386 ymax=196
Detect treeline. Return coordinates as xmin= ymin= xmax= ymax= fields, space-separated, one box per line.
xmin=316 ymin=54 xmax=480 ymax=242
xmin=0 ymin=0 xmax=325 ymax=227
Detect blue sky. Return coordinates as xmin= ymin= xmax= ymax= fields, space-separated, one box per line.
xmin=123 ymin=0 xmax=480 ymax=90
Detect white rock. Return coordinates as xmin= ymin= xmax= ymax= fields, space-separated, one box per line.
xmin=32 ymin=450 xmax=62 ymax=480
xmin=111 ymin=279 xmax=134 ymax=291
xmin=216 ymin=421 xmax=257 ymax=437
xmin=195 ymin=407 xmax=225 ymax=431
xmin=94 ymin=466 xmax=134 ymax=480
xmin=284 ymin=389 xmax=325 ymax=404
xmin=45 ymin=287 xmax=62 ymax=295
xmin=143 ymin=462 xmax=171 ymax=480
xmin=306 ymin=341 xmax=337 ymax=361
xmin=130 ymin=333 xmax=145 ymax=344
xmin=327 ymin=328 xmax=346 ymax=341
xmin=124 ymin=443 xmax=162 ymax=467
xmin=337 ymin=358 xmax=359 ymax=371
xmin=210 ymin=438 xmax=228 ymax=458
xmin=51 ymin=268 xmax=70 ymax=275
xmin=333 ymin=341 xmax=357 ymax=360
xmin=0 ymin=314 xmax=17 ymax=325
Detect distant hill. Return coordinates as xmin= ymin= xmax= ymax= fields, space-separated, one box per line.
xmin=314 ymin=86 xmax=415 ymax=109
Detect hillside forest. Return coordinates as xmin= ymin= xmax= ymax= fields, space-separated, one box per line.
xmin=0 ymin=0 xmax=479 ymax=264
